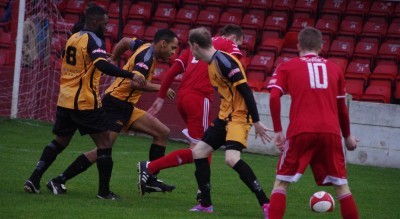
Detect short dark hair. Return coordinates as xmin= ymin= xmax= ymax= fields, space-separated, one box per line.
xmin=219 ymin=24 xmax=243 ymax=39
xmin=85 ymin=5 xmax=106 ymax=23
xmin=298 ymin=27 xmax=322 ymax=51
xmin=189 ymin=27 xmax=212 ymax=49
xmin=154 ymin=29 xmax=178 ymax=44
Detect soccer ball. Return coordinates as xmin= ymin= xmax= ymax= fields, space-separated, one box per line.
xmin=309 ymin=191 xmax=335 ymax=213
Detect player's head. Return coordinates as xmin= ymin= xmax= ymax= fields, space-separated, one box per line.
xmin=297 ymin=27 xmax=323 ymax=55
xmin=188 ymin=27 xmax=213 ymax=61
xmin=84 ymin=6 xmax=108 ymax=39
xmin=153 ymin=29 xmax=179 ymax=61
xmin=219 ymin=24 xmax=244 ymax=46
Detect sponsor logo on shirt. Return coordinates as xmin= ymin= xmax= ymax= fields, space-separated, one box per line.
xmin=136 ymin=62 xmax=149 ymax=70
xmin=92 ymin=48 xmax=107 ymax=54
xmin=228 ymin=68 xmax=241 ymax=78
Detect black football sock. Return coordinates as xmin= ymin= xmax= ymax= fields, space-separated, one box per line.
xmin=29 ymin=140 xmax=65 ymax=185
xmin=149 ymin=144 xmax=166 ymax=161
xmin=194 ymin=158 xmax=212 ymax=207
xmin=149 ymin=144 xmax=166 ymax=175
xmin=97 ymin=148 xmax=113 ymax=195
xmin=233 ymin=159 xmax=270 ymax=206
xmin=54 ymin=154 xmax=93 ymax=184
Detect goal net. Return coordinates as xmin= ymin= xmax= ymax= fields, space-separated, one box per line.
xmin=0 ymin=0 xmax=76 ymax=122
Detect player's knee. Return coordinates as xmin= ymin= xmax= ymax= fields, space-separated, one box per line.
xmin=157 ymin=125 xmax=170 ymax=140
xmin=225 ymin=156 xmax=239 ymax=168
xmin=333 ymin=184 xmax=351 ymax=197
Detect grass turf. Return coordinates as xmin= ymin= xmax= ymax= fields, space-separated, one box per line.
xmin=0 ymin=118 xmax=399 ymax=218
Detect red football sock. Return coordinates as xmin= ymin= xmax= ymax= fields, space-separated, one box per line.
xmin=269 ymin=189 xmax=286 ymax=219
xmin=339 ymin=193 xmax=359 ymax=219
xmin=148 ymin=148 xmax=193 ymax=175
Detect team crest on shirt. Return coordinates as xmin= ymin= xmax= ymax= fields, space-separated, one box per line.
xmin=228 ymin=68 xmax=241 ymax=78
xmin=136 ymin=62 xmax=149 ymax=70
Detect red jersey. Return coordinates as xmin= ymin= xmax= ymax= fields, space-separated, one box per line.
xmin=268 ymin=54 xmax=346 ymax=138
xmin=161 ymin=36 xmax=242 ymax=100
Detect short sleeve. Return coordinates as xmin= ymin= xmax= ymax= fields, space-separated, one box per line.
xmin=132 ymin=48 xmax=154 ymax=78
xmin=87 ymin=32 xmax=108 ymax=63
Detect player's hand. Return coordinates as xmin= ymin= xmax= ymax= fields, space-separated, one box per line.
xmin=147 ymin=97 xmax=165 ymax=116
xmin=345 ymin=135 xmax=359 ymax=151
xmin=132 ymin=74 xmax=146 ymax=87
xmin=253 ymin=121 xmax=273 ymax=144
xmin=166 ymin=88 xmax=176 ymax=100
xmin=274 ymin=131 xmax=286 ymax=151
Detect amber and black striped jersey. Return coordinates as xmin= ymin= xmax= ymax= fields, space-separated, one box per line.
xmin=208 ymin=50 xmax=251 ymax=122
xmin=105 ymin=43 xmax=156 ymax=104
xmin=57 ymin=31 xmax=108 ymax=110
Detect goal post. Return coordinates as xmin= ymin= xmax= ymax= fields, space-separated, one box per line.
xmin=10 ymin=0 xmax=26 ymax=119
xmin=3 ymin=0 xmax=72 ymax=122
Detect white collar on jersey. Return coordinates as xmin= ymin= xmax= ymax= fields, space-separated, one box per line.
xmin=302 ymin=52 xmax=319 ymax=57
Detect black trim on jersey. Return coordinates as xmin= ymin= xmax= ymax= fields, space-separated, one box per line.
xmin=89 ymin=67 xmax=98 ymax=109
xmin=74 ymin=78 xmax=83 ymax=109
xmin=125 ymin=88 xmax=135 ymax=102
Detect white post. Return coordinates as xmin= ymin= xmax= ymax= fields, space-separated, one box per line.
xmin=10 ymin=0 xmax=26 ymax=119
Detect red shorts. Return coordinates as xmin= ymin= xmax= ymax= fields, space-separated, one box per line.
xmin=276 ymin=133 xmax=348 ymax=186
xmin=177 ymin=92 xmax=211 ymax=142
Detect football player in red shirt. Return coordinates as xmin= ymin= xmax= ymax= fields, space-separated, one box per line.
xmin=142 ymin=25 xmax=243 ymax=198
xmin=267 ymin=27 xmax=359 ymax=219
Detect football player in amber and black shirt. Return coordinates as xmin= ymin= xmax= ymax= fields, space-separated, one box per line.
xmin=179 ymin=27 xmax=273 ymax=216
xmin=24 ymin=6 xmax=146 ymax=200
xmin=47 ymin=30 xmax=179 ymax=195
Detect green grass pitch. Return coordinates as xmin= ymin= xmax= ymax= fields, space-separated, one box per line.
xmin=0 ymin=118 xmax=399 ymax=218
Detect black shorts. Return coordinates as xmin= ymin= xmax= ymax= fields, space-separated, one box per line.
xmin=201 ymin=118 xmax=227 ymax=150
xmin=52 ymin=106 xmax=108 ymax=136
xmin=202 ymin=118 xmax=245 ymax=151
xmin=102 ymin=94 xmax=133 ymax=133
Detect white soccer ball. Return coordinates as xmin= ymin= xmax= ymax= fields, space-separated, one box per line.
xmin=309 ymin=191 xmax=335 ymax=213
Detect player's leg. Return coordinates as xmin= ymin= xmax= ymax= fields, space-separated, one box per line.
xmin=225 ymin=121 xmax=270 ymax=208
xmin=315 ymin=134 xmax=359 ymax=219
xmin=128 ymin=109 xmax=175 ymax=193
xmin=190 ymin=141 xmax=214 ymax=212
xmin=24 ymin=107 xmax=74 ymax=194
xmin=145 ymin=94 xmax=211 ymax=176
xmin=333 ymin=184 xmax=359 ymax=219
xmin=47 ymin=147 xmax=97 ymax=194
xmin=269 ymin=133 xmax=314 ymax=218
xmin=190 ymin=118 xmax=225 ymax=212
xmin=225 ymin=146 xmax=270 ymax=206
xmin=76 ymin=105 xmax=118 ymax=200
xmin=269 ymin=179 xmax=290 ymax=219
xmin=127 ymin=108 xmax=169 ymax=162
xmin=90 ymin=130 xmax=119 ymax=199
xmin=178 ymin=94 xmax=213 ymax=202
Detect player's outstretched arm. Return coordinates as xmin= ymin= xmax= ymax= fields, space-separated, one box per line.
xmin=94 ymin=60 xmax=145 ymax=86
